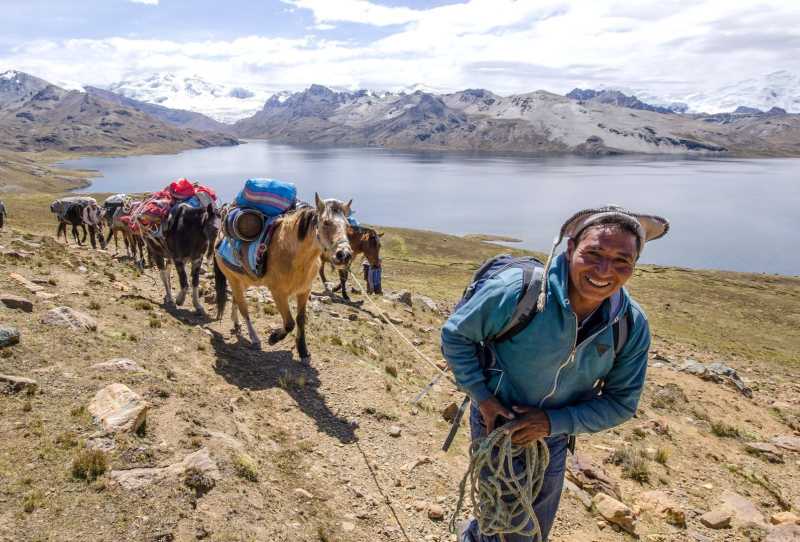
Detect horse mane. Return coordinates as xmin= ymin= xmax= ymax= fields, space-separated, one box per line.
xmin=295 ymin=207 xmax=318 ymax=241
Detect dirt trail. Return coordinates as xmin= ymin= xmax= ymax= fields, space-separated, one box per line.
xmin=0 ymin=225 xmax=798 ymax=542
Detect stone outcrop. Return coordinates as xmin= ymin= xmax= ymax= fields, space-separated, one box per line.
xmin=635 ymin=490 xmax=686 ymax=528
xmin=108 ymin=448 xmax=220 ymax=490
xmin=88 ymin=383 xmax=148 ymax=434
xmin=41 ymin=306 xmax=97 ymax=331
xmin=0 ymin=326 xmax=20 ymax=347
xmin=0 ymin=293 xmax=33 ymax=312
xmin=592 ymin=493 xmax=636 ymax=534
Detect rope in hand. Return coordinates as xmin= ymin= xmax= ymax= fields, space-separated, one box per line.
xmin=450 ymin=428 xmax=550 ymax=541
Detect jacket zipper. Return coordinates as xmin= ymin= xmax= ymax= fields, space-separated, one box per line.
xmin=538 ymin=313 xmax=621 ymax=409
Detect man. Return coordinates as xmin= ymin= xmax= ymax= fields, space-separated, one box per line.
xmin=442 ymin=206 xmax=669 ymax=542
xmin=0 ymin=200 xmax=6 ymax=229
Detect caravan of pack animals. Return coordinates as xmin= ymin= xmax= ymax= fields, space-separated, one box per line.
xmin=48 ymin=179 xmax=383 ymax=358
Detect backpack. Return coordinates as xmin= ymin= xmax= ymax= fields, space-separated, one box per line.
xmin=441 ymin=253 xmax=631 ymax=451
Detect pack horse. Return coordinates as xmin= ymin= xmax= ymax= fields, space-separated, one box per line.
xmin=214 ymin=179 xmax=353 ymax=360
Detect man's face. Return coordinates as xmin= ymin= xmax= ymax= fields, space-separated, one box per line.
xmin=567 ymin=225 xmax=638 ymax=307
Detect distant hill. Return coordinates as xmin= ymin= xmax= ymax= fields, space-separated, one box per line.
xmin=0 ymin=71 xmax=238 ymax=153
xmin=232 ymin=84 xmax=800 ymax=157
xmin=565 ymin=88 xmax=680 ymax=115
xmin=84 ymin=86 xmax=232 ymax=133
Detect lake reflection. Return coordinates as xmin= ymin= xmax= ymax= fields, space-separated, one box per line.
xmin=61 ymin=141 xmax=800 ymax=275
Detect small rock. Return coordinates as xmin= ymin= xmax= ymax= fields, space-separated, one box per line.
xmin=388 ymin=426 xmax=402 ymax=438
xmin=427 ymin=504 xmax=445 ymax=521
xmin=86 ymin=436 xmax=116 ymax=453
xmin=294 ymin=488 xmax=313 ymax=500
xmin=8 ymin=272 xmax=43 ymax=293
xmin=387 ymin=290 xmax=412 ymax=306
xmin=0 ymin=326 xmax=20 ymax=347
xmin=0 ymin=294 xmax=33 ymax=313
xmin=91 ymin=358 xmax=144 ymax=372
xmin=411 ymin=337 xmax=424 ymax=346
xmin=719 ymin=491 xmax=767 ymax=528
xmin=0 ymin=374 xmax=37 ymax=394
xmin=385 ymin=315 xmax=404 ymax=325
xmin=341 ymin=521 xmax=355 ymax=532
xmin=41 ymin=306 xmax=97 ymax=332
xmin=593 ymin=493 xmax=636 ymax=534
xmin=412 ymin=294 xmax=439 ymax=313
xmin=700 ymin=509 xmax=732 ymax=529
xmin=413 ymin=501 xmax=426 ymax=512
xmin=770 ymin=512 xmax=800 ymax=525
xmin=77 ymin=266 xmax=88 ymax=274
xmin=89 ymin=383 xmax=148 ymax=434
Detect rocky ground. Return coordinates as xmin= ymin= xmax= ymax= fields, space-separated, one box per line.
xmin=0 ymin=215 xmax=799 ymax=542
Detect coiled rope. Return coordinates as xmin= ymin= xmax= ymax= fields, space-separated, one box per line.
xmin=450 ymin=428 xmax=550 ymax=541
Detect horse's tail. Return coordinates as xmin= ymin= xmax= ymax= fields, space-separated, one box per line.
xmin=214 ymin=255 xmax=227 ymax=321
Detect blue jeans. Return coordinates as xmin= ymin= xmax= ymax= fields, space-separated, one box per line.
xmin=462 ymin=404 xmax=568 ymax=542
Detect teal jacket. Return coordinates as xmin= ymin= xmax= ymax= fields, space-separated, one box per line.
xmin=441 ymin=253 xmax=650 ymax=436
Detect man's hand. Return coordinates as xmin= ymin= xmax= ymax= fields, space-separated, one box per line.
xmin=478 ymin=396 xmax=515 ymax=434
xmin=505 ymin=405 xmax=551 ymax=446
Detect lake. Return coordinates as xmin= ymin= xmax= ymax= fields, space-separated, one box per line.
xmin=61 ymin=141 xmax=800 ymax=275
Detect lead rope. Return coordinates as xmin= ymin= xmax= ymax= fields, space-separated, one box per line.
xmin=450 ymin=428 xmax=550 ymax=542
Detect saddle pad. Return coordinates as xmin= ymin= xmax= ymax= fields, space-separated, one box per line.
xmin=216 ymin=217 xmax=277 ymax=278
xmin=235 ymin=179 xmax=297 ymax=217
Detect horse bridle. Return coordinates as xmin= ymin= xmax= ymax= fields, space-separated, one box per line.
xmin=315 ymin=211 xmax=350 ymax=256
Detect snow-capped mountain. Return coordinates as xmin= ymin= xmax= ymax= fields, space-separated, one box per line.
xmin=105 ymin=73 xmax=274 ymax=123
xmin=615 ymin=71 xmax=800 ymax=114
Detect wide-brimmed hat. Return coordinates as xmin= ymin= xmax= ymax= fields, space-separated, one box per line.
xmin=537 ymin=205 xmax=670 ymax=311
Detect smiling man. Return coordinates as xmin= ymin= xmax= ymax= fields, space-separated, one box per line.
xmin=442 ymin=206 xmax=669 ymax=542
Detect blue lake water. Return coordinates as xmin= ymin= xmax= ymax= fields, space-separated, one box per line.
xmin=61 ymin=141 xmax=800 ymax=275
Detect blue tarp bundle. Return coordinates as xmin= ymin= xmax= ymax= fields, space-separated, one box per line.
xmin=234 ymin=179 xmax=297 ymax=216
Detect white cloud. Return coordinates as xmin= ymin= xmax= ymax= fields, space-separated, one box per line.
xmin=129 ymin=0 xmax=159 ymax=5
xmin=2 ymin=0 xmax=799 ymax=102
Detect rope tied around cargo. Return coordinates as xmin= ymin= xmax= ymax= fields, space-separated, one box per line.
xmin=450 ymin=428 xmax=550 ymax=541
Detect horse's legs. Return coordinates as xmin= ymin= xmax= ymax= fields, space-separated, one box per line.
xmin=57 ymin=222 xmax=67 ymax=244
xmin=88 ymin=226 xmax=97 ymax=249
xmin=190 ymin=257 xmax=205 ymax=315
xmin=319 ymin=261 xmax=329 ymax=289
xmin=71 ymin=224 xmax=81 ymax=245
xmin=338 ymin=269 xmax=350 ymax=301
xmin=295 ymin=290 xmax=311 ymax=362
xmin=231 ymin=281 xmax=260 ymax=348
xmin=174 ymin=260 xmax=189 ymax=306
xmin=268 ymin=293 xmax=295 ymax=346
xmin=154 ymin=253 xmax=174 ymax=305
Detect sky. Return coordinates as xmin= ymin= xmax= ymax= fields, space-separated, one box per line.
xmin=1 ymin=0 xmax=799 ymax=96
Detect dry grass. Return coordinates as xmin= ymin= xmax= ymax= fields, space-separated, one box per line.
xmin=233 ymin=453 xmax=259 ymax=482
xmin=71 ymin=449 xmax=108 ymax=482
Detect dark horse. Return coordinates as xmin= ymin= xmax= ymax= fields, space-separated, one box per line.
xmin=144 ymin=203 xmax=220 ymax=315
xmin=52 ymin=199 xmax=106 ymax=249
xmin=319 ymin=225 xmax=382 ymax=301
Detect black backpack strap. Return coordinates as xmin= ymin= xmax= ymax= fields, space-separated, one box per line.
xmin=494 ymin=264 xmax=544 ymax=343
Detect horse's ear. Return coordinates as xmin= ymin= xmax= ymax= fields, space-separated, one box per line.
xmin=315 ymin=192 xmax=324 ymax=213
xmin=343 ymin=199 xmax=352 ymax=217
xmin=378 ymin=232 xmax=384 ymax=238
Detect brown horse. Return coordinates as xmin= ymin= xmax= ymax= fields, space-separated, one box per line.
xmin=214 ymin=194 xmax=353 ymax=360
xmin=105 ymin=202 xmax=147 ymax=265
xmin=319 ymin=226 xmax=383 ymax=300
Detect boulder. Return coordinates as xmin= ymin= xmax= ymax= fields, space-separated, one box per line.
xmin=0 ymin=294 xmax=33 ymax=312
xmin=41 ymin=306 xmax=97 ymax=331
xmin=766 ymin=524 xmax=800 ymax=542
xmin=91 ymin=358 xmax=144 ymax=372
xmin=635 ymin=490 xmax=687 ymax=527
xmin=108 ymin=448 xmax=220 ymax=490
xmin=745 ymin=442 xmax=785 ymax=463
xmin=593 ymin=493 xmax=636 ymax=534
xmin=427 ymin=504 xmax=445 ymax=521
xmin=88 ymin=383 xmax=148 ymax=434
xmin=0 ymin=374 xmax=37 ymax=394
xmin=719 ymin=491 xmax=767 ymax=528
xmin=700 ymin=509 xmax=732 ymax=529
xmin=771 ymin=436 xmax=800 ymax=453
xmin=0 ymin=326 xmax=20 ymax=347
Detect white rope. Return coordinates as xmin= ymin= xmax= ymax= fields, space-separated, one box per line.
xmin=348 ymin=271 xmax=454 ymax=385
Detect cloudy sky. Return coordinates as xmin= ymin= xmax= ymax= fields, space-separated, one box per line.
xmin=2 ymin=0 xmax=799 ymax=96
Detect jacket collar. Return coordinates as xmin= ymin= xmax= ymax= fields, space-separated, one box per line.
xmin=547 ymin=252 xmax=629 ymax=322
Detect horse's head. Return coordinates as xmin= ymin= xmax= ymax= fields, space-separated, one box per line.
xmin=203 ymin=203 xmax=222 ymax=242
xmin=315 ymin=192 xmax=353 ymax=269
xmin=350 ymin=226 xmax=383 ymax=268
